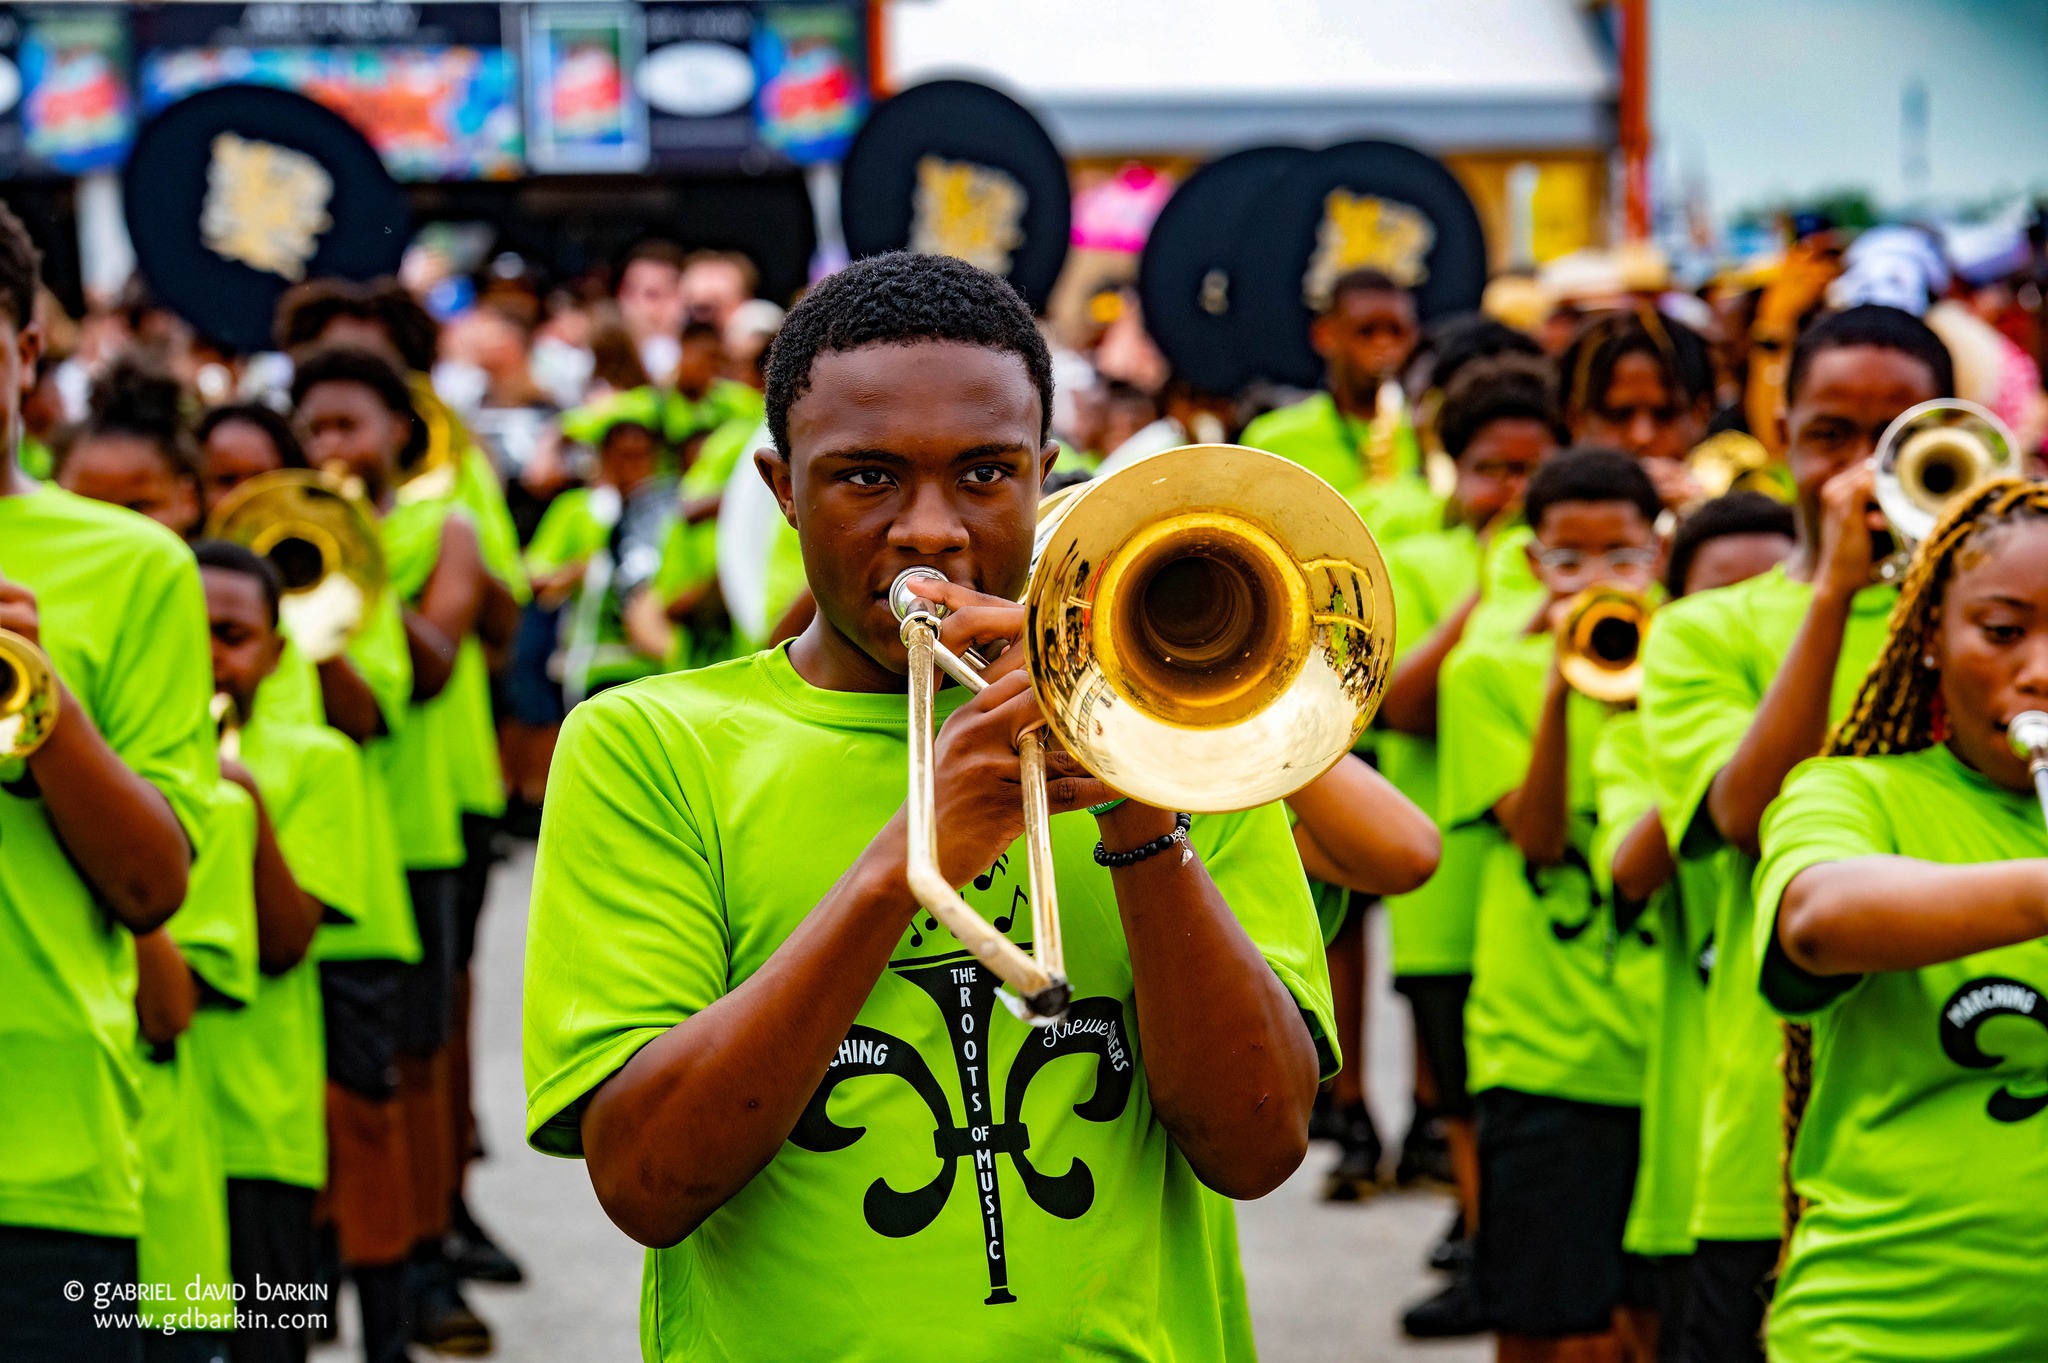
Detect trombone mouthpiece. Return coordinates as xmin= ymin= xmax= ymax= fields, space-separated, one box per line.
xmin=2009 ymin=711 xmax=2048 ymax=764
xmin=889 ymin=567 xmax=949 ymax=622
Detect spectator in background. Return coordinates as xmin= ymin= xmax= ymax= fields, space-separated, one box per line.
xmin=721 ymin=299 xmax=785 ymax=391
xmin=679 ymin=248 xmax=758 ymax=330
xmin=615 ymin=241 xmax=689 ymax=385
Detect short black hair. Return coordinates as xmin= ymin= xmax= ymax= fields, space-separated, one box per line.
xmin=763 ymin=252 xmax=1052 ymax=457
xmin=1523 ymin=446 xmax=1663 ymax=533
xmin=1325 ymin=268 xmax=1410 ymax=315
xmin=1784 ymin=304 xmax=1954 ymax=407
xmin=1424 ymin=314 xmax=1545 ymax=394
xmin=290 ymin=343 xmax=429 ymax=468
xmin=56 ymin=358 xmax=198 ymax=480
xmin=1436 ymin=356 xmax=1565 ymax=459
xmin=273 ymin=276 xmax=438 ymax=372
xmin=680 ymin=318 xmax=723 ymax=346
xmin=0 ymin=201 xmax=40 ymax=330
xmin=1559 ymin=308 xmax=1715 ymax=420
xmin=191 ymin=537 xmax=283 ymax=628
xmin=196 ymin=402 xmax=308 ymax=472
xmin=1665 ymin=491 xmax=1796 ymax=597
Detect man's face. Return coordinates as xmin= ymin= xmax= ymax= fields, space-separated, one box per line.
xmin=1782 ymin=344 xmax=1940 ymax=514
xmin=760 ymin=340 xmax=1055 ymax=674
xmin=1575 ymin=350 xmax=1703 ymax=463
xmin=294 ymin=380 xmax=407 ymax=502
xmin=680 ymin=259 xmax=749 ymax=328
xmin=203 ymin=566 xmax=284 ymax=720
xmin=674 ymin=334 xmax=723 ymax=398
xmin=1455 ymin=417 xmax=1555 ymax=528
xmin=1528 ymin=499 xmax=1658 ymax=600
xmin=1311 ymin=288 xmax=1417 ymax=405
xmin=1938 ymin=518 xmax=2048 ymax=792
xmin=1682 ymin=531 xmax=1793 ymax=596
xmin=202 ymin=418 xmax=286 ymax=506
xmin=617 ymin=259 xmax=685 ymax=343
xmin=57 ymin=435 xmax=200 ymax=536
xmin=598 ymin=424 xmax=661 ymax=492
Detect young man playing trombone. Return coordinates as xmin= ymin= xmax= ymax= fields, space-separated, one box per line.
xmin=523 ymin=252 xmax=1434 ymax=1359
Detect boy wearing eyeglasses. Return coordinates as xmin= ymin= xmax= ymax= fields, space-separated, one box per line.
xmin=1436 ymin=449 xmax=1665 ymax=1359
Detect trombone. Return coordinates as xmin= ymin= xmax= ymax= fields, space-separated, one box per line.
xmin=1870 ymin=398 xmax=2017 ymax=582
xmin=892 ymin=444 xmax=1396 ymax=1023
xmin=0 ymin=628 xmax=58 ymax=759
xmin=2011 ymin=711 xmax=2048 ymax=832
xmin=1557 ymin=586 xmax=1654 ymax=703
xmin=205 ymin=469 xmax=389 ymax=663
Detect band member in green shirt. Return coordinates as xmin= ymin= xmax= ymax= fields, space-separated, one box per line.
xmin=1557 ymin=309 xmax=1716 ymax=513
xmin=51 ymin=360 xmax=204 ymax=538
xmin=1758 ymin=477 xmax=2048 ymax=1361
xmin=525 ymin=253 xmax=1338 ymax=1362
xmin=0 ymin=204 xmax=218 ymax=1362
xmin=1638 ymin=304 xmax=1953 ymax=1361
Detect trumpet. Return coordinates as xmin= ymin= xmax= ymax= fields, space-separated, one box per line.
xmin=211 ymin=690 xmax=242 ymax=765
xmin=892 ymin=444 xmax=1395 ymax=1023
xmin=2010 ymin=711 xmax=2048 ymax=831
xmin=1871 ymin=399 xmax=2017 ymax=582
xmin=1686 ymin=430 xmax=1782 ymax=502
xmin=1557 ymin=586 xmax=1654 ymax=703
xmin=1363 ymin=377 xmax=1406 ymax=485
xmin=0 ymin=628 xmax=58 ymax=759
xmin=206 ymin=469 xmax=388 ymax=663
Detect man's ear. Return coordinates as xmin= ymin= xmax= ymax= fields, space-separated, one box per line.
xmin=15 ymin=320 xmax=41 ymax=400
xmin=1037 ymin=440 xmax=1060 ymax=488
xmin=1309 ymin=313 xmax=1335 ymax=362
xmin=755 ymin=446 xmax=797 ymax=528
xmin=1523 ymin=536 xmax=1543 ymax=583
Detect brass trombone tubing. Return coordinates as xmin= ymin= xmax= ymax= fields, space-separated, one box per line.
xmin=900 ymin=610 xmax=1071 ymax=1024
xmin=2010 ymin=710 xmax=2048 ymax=833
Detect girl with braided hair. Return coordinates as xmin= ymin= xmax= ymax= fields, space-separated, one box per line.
xmin=1754 ymin=476 xmax=2048 ymax=1360
xmin=1559 ymin=307 xmax=1716 ymax=511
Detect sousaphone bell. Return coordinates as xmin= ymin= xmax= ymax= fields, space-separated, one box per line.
xmin=1871 ymin=398 xmax=2017 ymax=581
xmin=205 ymin=469 xmax=388 ymax=662
xmin=892 ymin=444 xmax=1395 ymax=1022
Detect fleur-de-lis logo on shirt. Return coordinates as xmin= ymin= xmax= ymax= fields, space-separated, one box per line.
xmin=1939 ymin=976 xmax=2048 ymax=1122
xmin=201 ymin=133 xmax=335 ymax=281
xmin=790 ymin=951 xmax=1135 ymax=1306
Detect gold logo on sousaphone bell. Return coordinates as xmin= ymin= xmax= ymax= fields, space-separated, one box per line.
xmin=201 ymin=132 xmax=336 ymax=282
xmin=1301 ymin=189 xmax=1435 ymax=309
xmin=910 ymin=154 xmax=1028 ymax=278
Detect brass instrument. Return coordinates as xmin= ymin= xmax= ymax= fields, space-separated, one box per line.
xmin=1364 ymin=377 xmax=1406 ymax=485
xmin=0 ymin=628 xmax=58 ymax=759
xmin=1557 ymin=586 xmax=1654 ymax=703
xmin=892 ymin=444 xmax=1395 ymax=1022
xmin=205 ymin=469 xmax=388 ymax=663
xmin=1686 ymin=430 xmax=1782 ymax=502
xmin=397 ymin=373 xmax=464 ymax=503
xmin=1871 ymin=398 xmax=2017 ymax=582
xmin=2010 ymin=711 xmax=2048 ymax=831
xmin=210 ymin=690 xmax=242 ymax=765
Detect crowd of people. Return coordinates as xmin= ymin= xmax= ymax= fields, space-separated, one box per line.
xmin=2 ymin=177 xmax=2046 ymax=1363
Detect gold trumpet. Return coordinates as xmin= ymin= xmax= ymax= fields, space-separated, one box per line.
xmin=1557 ymin=586 xmax=1655 ymax=703
xmin=206 ymin=469 xmax=388 ymax=663
xmin=891 ymin=444 xmax=1395 ymax=1022
xmin=0 ymin=628 xmax=59 ymax=759
xmin=1686 ymin=430 xmax=1783 ymax=502
xmin=1871 ymin=398 xmax=2017 ymax=582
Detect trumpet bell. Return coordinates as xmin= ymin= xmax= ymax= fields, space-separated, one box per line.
xmin=1686 ymin=431 xmax=1783 ymax=502
xmin=1557 ymin=586 xmax=1653 ymax=703
xmin=1026 ymin=444 xmax=1393 ymax=813
xmin=205 ymin=470 xmax=388 ymax=662
xmin=0 ymin=628 xmax=59 ymax=759
xmin=1874 ymin=398 xmax=2017 ymax=555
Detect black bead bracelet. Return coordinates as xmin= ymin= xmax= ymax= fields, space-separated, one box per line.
xmin=1093 ymin=812 xmax=1193 ymax=868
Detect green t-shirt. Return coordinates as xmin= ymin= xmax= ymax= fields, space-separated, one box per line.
xmin=377 ymin=498 xmax=471 ymax=869
xmin=1438 ymin=631 xmax=1657 ymax=1107
xmin=523 ymin=647 xmax=1336 ymax=1362
xmin=1593 ymin=713 xmax=1712 ymax=1257
xmin=139 ymin=779 xmax=259 ymax=1329
xmin=0 ymin=487 xmax=216 ymax=1239
xmin=1378 ymin=526 xmax=1482 ymax=976
xmin=1754 ymin=747 xmax=2048 ymax=1361
xmin=192 ymin=714 xmax=389 ymax=1187
xmin=1639 ymin=565 xmax=1895 ymax=1240
xmin=524 ymin=486 xmax=612 ymax=580
xmin=1239 ymin=393 xmax=1441 ymax=547
xmin=456 ymin=429 xmax=531 ymax=605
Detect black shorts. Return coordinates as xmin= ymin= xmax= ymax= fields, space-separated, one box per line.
xmin=0 ymin=1224 xmax=140 ymax=1362
xmin=225 ymin=1179 xmax=320 ymax=1363
xmin=1474 ymin=1088 xmax=1646 ymax=1337
xmin=1392 ymin=973 xmax=1472 ymax=1118
xmin=1677 ymin=1238 xmax=1777 ymax=1363
xmin=452 ymin=813 xmax=499 ymax=971
xmin=396 ymin=869 xmax=460 ymax=1056
xmin=319 ymin=960 xmax=402 ymax=1099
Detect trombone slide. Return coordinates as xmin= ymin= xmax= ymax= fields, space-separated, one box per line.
xmin=2010 ymin=710 xmax=2048 ymax=831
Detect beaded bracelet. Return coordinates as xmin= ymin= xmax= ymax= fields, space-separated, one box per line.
xmin=1093 ymin=812 xmax=1193 ymax=868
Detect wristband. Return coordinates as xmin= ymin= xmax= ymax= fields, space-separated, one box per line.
xmin=1093 ymin=812 xmax=1193 ymax=869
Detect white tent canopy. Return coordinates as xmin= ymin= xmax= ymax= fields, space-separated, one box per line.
xmin=886 ymin=0 xmax=1615 ymax=154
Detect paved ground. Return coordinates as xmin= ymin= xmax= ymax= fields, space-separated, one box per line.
xmin=319 ymin=844 xmax=1491 ymax=1363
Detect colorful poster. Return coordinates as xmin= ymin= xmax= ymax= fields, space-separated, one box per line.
xmin=19 ymin=8 xmax=132 ymax=175
xmin=753 ymin=4 xmax=865 ymax=166
xmin=523 ymin=5 xmax=648 ymax=173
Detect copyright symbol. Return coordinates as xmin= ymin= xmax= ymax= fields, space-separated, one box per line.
xmin=63 ymin=1280 xmax=82 ymax=1301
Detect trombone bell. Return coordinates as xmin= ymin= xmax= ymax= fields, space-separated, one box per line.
xmin=1873 ymin=398 xmax=2017 ymax=579
xmin=205 ymin=470 xmax=389 ymax=662
xmin=1557 ymin=587 xmax=1653 ymax=703
xmin=0 ymin=628 xmax=59 ymax=759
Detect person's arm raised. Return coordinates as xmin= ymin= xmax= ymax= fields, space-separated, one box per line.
xmin=1380 ymin=592 xmax=1479 ymax=737
xmin=1286 ymin=754 xmax=1440 ymax=896
xmin=406 ymin=515 xmax=486 ymax=701
xmin=1496 ymin=663 xmax=1573 ymax=868
xmin=1706 ymin=464 xmax=1872 ymax=856
xmin=1 ymin=576 xmax=189 ymax=930
xmin=219 ymin=760 xmax=323 ymax=974
xmin=1778 ymin=856 xmax=2048 ymax=977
